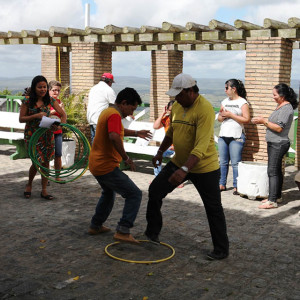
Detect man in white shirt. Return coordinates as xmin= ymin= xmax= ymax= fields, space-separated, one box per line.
xmin=87 ymin=73 xmax=116 ymax=143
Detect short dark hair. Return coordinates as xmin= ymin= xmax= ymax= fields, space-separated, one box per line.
xmin=115 ymin=87 xmax=142 ymax=106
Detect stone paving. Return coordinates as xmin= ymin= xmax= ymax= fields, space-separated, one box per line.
xmin=0 ymin=144 xmax=299 ymax=300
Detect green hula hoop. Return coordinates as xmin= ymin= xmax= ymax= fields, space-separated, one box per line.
xmin=28 ymin=123 xmax=90 ymax=183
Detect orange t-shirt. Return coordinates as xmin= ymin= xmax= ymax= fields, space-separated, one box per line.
xmin=88 ymin=107 xmax=124 ymax=176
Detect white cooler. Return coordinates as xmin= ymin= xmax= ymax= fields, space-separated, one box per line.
xmin=237 ymin=161 xmax=269 ymax=199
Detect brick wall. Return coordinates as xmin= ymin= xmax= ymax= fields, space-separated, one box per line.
xmin=244 ymin=37 xmax=293 ymax=162
xmin=150 ymin=50 xmax=183 ymax=121
xmin=41 ymin=45 xmax=70 ymax=89
xmin=71 ymin=42 xmax=112 ymax=95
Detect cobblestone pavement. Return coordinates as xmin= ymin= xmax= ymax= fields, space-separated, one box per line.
xmin=0 ymin=145 xmax=299 ymax=300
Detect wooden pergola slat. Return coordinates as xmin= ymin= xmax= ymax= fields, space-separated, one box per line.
xmin=0 ymin=17 xmax=299 ymax=50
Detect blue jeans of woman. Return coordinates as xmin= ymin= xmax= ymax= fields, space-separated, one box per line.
xmin=90 ymin=167 xmax=142 ymax=234
xmin=146 ymin=161 xmax=229 ymax=254
xmin=154 ymin=148 xmax=174 ymax=176
xmin=54 ymin=133 xmax=62 ymax=157
xmin=267 ymin=141 xmax=290 ymax=202
xmin=218 ymin=133 xmax=246 ymax=188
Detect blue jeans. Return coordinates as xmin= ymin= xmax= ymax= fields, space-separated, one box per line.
xmin=90 ymin=125 xmax=97 ymax=144
xmin=154 ymin=148 xmax=174 ymax=176
xmin=267 ymin=141 xmax=290 ymax=202
xmin=90 ymin=167 xmax=142 ymax=234
xmin=218 ymin=133 xmax=246 ymax=188
xmin=146 ymin=161 xmax=229 ymax=254
xmin=54 ymin=133 xmax=62 ymax=157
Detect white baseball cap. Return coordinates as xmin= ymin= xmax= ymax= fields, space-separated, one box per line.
xmin=166 ymin=73 xmax=196 ymax=97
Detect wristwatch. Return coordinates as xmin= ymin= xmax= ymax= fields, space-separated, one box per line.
xmin=181 ymin=166 xmax=189 ymax=173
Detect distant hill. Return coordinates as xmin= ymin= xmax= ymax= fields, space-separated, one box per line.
xmin=0 ymin=76 xmax=299 ymax=108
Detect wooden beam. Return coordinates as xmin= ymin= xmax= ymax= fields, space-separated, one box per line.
xmin=288 ymin=17 xmax=300 ymax=28
xmin=158 ymin=32 xmax=177 ymax=42
xmin=180 ymin=32 xmax=200 ymax=42
xmin=66 ymin=28 xmax=87 ymax=36
xmin=104 ymin=25 xmax=123 ymax=34
xmin=264 ymin=18 xmax=289 ymax=29
xmin=123 ymin=27 xmax=140 ymax=34
xmin=202 ymin=31 xmax=225 ymax=41
xmin=185 ymin=22 xmax=211 ymax=31
xmin=49 ymin=26 xmax=68 ymax=37
xmin=195 ymin=44 xmax=213 ymax=51
xmin=23 ymin=38 xmax=38 ymax=44
xmin=7 ymin=31 xmax=22 ymax=38
xmin=234 ymin=19 xmax=263 ymax=30
xmin=278 ymin=28 xmax=300 ymax=39
xmin=85 ymin=27 xmax=105 ymax=34
xmin=162 ymin=22 xmax=187 ymax=32
xmin=21 ymin=30 xmax=36 ymax=38
xmin=0 ymin=32 xmax=8 ymax=38
xmin=249 ymin=29 xmax=275 ymax=38
xmin=35 ymin=30 xmax=50 ymax=37
xmin=209 ymin=19 xmax=237 ymax=31
xmin=139 ymin=33 xmax=157 ymax=42
xmin=121 ymin=34 xmax=136 ymax=42
xmin=140 ymin=26 xmax=161 ymax=33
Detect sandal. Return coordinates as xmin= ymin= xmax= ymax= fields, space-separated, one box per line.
xmin=24 ymin=191 xmax=31 ymax=199
xmin=258 ymin=201 xmax=278 ymax=209
xmin=233 ymin=189 xmax=239 ymax=195
xmin=219 ymin=185 xmax=226 ymax=192
xmin=24 ymin=185 xmax=32 ymax=199
xmin=40 ymin=193 xmax=54 ymax=200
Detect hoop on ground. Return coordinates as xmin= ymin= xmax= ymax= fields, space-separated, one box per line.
xmin=104 ymin=240 xmax=175 ymax=264
xmin=28 ymin=123 xmax=90 ymax=183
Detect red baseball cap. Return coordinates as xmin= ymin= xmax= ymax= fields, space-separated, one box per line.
xmin=101 ymin=73 xmax=115 ymax=83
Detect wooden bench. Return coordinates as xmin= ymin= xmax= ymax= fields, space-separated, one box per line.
xmin=0 ymin=111 xmax=28 ymax=160
xmin=121 ymin=118 xmax=173 ymax=167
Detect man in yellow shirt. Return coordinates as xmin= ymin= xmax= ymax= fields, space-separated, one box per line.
xmin=145 ymin=73 xmax=229 ymax=260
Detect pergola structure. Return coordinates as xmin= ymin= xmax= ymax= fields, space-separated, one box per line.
xmin=1 ymin=17 xmax=300 ymax=165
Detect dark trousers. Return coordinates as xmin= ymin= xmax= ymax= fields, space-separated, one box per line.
xmin=267 ymin=141 xmax=290 ymax=202
xmin=146 ymin=161 xmax=229 ymax=254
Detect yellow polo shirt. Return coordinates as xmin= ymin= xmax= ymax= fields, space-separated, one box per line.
xmin=166 ymin=95 xmax=219 ymax=173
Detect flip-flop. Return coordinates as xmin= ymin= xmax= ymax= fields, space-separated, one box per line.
xmin=40 ymin=193 xmax=54 ymax=200
xmin=24 ymin=191 xmax=31 ymax=199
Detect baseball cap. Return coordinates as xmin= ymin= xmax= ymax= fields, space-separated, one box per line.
xmin=166 ymin=73 xmax=196 ymax=97
xmin=101 ymin=73 xmax=115 ymax=83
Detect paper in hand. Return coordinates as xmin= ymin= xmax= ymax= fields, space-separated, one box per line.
xmin=39 ymin=116 xmax=61 ymax=128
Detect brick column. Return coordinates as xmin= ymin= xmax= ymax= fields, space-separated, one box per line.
xmin=244 ymin=37 xmax=293 ymax=162
xmin=150 ymin=50 xmax=183 ymax=121
xmin=71 ymin=42 xmax=112 ymax=94
xmin=41 ymin=45 xmax=70 ymax=89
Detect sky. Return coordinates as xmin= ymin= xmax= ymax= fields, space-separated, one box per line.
xmin=0 ymin=0 xmax=300 ymax=82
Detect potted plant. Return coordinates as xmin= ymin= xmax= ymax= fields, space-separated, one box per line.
xmin=60 ymin=88 xmax=88 ymax=167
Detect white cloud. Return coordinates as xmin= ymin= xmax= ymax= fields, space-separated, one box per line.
xmin=0 ymin=0 xmax=299 ymax=82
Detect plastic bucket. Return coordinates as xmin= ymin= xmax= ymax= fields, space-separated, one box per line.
xmin=237 ymin=161 xmax=268 ymax=199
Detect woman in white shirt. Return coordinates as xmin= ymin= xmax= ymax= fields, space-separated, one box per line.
xmin=218 ymin=79 xmax=250 ymax=195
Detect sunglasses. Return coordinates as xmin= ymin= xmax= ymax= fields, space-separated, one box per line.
xmin=225 ymin=86 xmax=229 ymax=90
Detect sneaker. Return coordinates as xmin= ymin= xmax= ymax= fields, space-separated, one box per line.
xmin=88 ymin=225 xmax=111 ymax=235
xmin=144 ymin=231 xmax=160 ymax=245
xmin=206 ymin=251 xmax=228 ymax=260
xmin=113 ymin=232 xmax=140 ymax=244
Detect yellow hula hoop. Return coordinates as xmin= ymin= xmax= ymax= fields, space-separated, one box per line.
xmin=104 ymin=240 xmax=175 ymax=264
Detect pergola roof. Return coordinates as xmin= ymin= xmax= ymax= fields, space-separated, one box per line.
xmin=1 ymin=17 xmax=300 ymax=51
